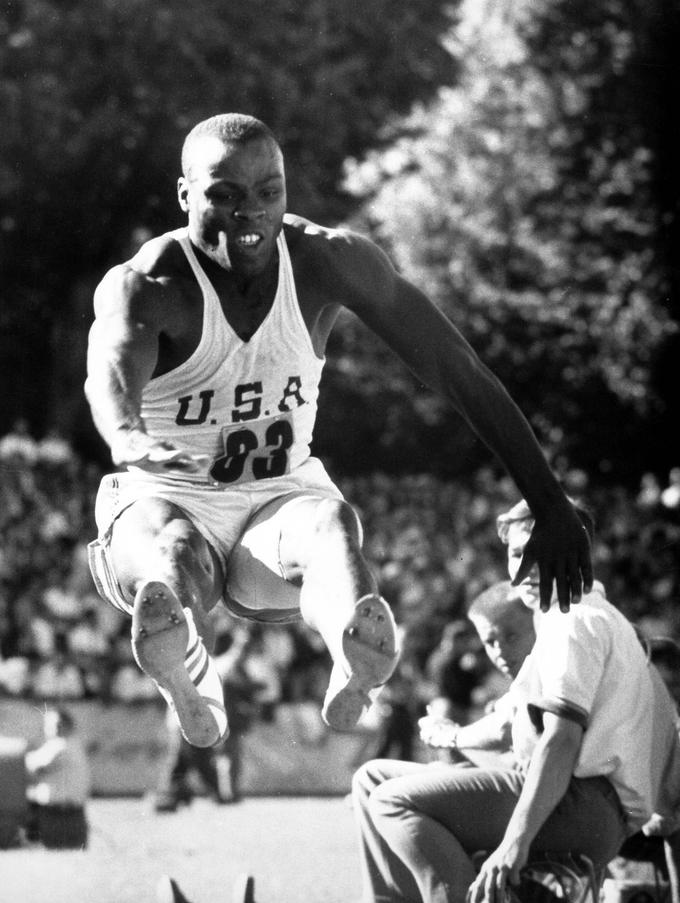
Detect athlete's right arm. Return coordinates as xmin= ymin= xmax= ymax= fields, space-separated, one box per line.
xmin=84 ymin=265 xmax=203 ymax=473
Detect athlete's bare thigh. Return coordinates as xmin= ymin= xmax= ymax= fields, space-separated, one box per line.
xmin=108 ymin=496 xmax=224 ymax=611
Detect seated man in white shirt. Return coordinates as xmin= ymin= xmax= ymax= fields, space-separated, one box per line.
xmin=352 ymin=499 xmax=680 ymax=903
xmin=353 ymin=579 xmax=539 ymax=902
xmin=420 ymin=580 xmax=535 ymax=767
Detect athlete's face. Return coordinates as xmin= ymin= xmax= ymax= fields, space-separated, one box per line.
xmin=178 ymin=135 xmax=286 ymax=275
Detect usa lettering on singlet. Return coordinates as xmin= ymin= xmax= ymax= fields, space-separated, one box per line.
xmin=135 ymin=228 xmax=324 ymax=487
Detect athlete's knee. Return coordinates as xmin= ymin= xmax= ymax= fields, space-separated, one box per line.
xmin=311 ymin=498 xmax=363 ymax=546
xmin=122 ymin=499 xmax=214 ymax=580
xmin=156 ymin=518 xmax=207 ymax=566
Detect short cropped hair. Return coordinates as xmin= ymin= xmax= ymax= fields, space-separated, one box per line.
xmin=496 ymin=497 xmax=595 ymax=545
xmin=467 ymin=580 xmax=526 ymax=621
xmin=181 ymin=113 xmax=280 ymax=176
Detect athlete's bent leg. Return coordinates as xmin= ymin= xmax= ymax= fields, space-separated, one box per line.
xmin=278 ymin=497 xmax=400 ymax=731
xmin=108 ymin=497 xmax=228 ymax=747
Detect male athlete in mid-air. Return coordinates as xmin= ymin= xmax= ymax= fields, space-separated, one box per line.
xmin=85 ymin=113 xmax=592 ymax=749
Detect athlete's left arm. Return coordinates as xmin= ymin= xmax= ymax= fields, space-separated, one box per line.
xmin=335 ymin=233 xmax=593 ymax=612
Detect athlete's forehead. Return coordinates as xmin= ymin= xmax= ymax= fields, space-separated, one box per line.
xmin=184 ymin=134 xmax=285 ymax=185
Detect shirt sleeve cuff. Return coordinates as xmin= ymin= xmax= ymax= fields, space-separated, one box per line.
xmin=528 ymin=698 xmax=589 ymax=731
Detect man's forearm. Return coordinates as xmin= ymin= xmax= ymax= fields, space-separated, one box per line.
xmin=502 ymin=721 xmax=582 ymax=851
xmin=85 ymin=305 xmax=159 ymax=452
xmin=84 ymin=332 xmax=155 ymax=455
xmin=457 ymin=709 xmax=511 ymax=751
xmin=420 ymin=709 xmax=511 ymax=753
xmin=450 ymin=364 xmax=566 ymax=515
xmin=86 ymin=378 xmax=145 ymax=443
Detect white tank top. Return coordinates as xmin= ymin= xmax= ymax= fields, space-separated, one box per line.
xmin=138 ymin=228 xmax=324 ymax=487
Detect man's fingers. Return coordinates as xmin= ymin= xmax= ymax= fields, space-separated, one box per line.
xmin=466 ymin=873 xmax=484 ymax=903
xmin=145 ymin=448 xmax=210 ymax=473
xmin=567 ymin=553 xmax=583 ymax=606
xmin=495 ymin=868 xmax=508 ymax=903
xmin=538 ymin=564 xmax=554 ymax=612
xmin=576 ymin=521 xmax=593 ymax=594
xmin=145 ymin=447 xmax=182 ymax=464
xmin=479 ymin=871 xmax=493 ymax=903
xmin=163 ymin=456 xmax=201 ymax=473
xmin=555 ymin=569 xmax=571 ymax=613
xmin=581 ymin=552 xmax=594 ymax=594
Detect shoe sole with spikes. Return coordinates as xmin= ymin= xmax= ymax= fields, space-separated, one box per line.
xmin=322 ymin=595 xmax=399 ymax=732
xmin=132 ymin=580 xmax=220 ymax=747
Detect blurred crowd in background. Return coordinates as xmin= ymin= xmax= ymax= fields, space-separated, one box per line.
xmin=1 ymin=421 xmax=679 ymax=740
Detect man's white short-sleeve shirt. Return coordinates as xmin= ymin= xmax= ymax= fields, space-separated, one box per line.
xmin=509 ymin=584 xmax=661 ymax=831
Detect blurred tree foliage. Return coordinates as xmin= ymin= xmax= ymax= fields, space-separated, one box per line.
xmin=0 ymin=0 xmax=457 ymax=451
xmin=2 ymin=0 xmax=677 ymax=486
xmin=335 ymin=0 xmax=679 ymax=484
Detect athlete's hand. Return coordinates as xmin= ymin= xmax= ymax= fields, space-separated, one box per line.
xmin=111 ymin=431 xmax=210 ymax=475
xmin=513 ymin=502 xmax=594 ymax=613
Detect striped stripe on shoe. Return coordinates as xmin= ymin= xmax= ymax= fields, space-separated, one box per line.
xmin=132 ymin=581 xmax=228 ymax=747
xmin=182 ymin=608 xmax=228 ymax=742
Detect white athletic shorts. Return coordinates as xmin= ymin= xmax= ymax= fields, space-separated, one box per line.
xmin=87 ymin=456 xmax=344 ymax=624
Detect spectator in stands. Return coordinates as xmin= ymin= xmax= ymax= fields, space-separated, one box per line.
xmin=648 ymin=637 xmax=680 ymax=708
xmin=25 ymin=707 xmax=91 ymax=848
xmin=69 ymin=606 xmax=111 ymax=698
xmin=281 ymin=624 xmax=330 ymax=703
xmin=371 ymin=666 xmax=418 ymax=763
xmin=352 ymin=501 xmax=680 ymax=903
xmin=154 ymin=710 xmax=229 ymax=812
xmin=0 ymin=419 xmax=38 ymax=464
xmin=423 ymin=618 xmax=488 ymax=726
xmin=0 ymin=655 xmax=30 ymax=696
xmin=109 ymin=632 xmax=157 ymax=702
xmin=662 ymin=468 xmax=680 ymax=511
xmin=20 ymin=593 xmax=56 ymax=662
xmin=421 ymin=581 xmax=536 ymax=767
xmin=0 ymin=419 xmax=677 ymax=720
xmin=216 ymin=626 xmax=270 ymax=802
xmin=638 ymin=473 xmax=662 ymax=510
xmin=32 ymin=634 xmax=85 ymax=700
xmin=41 ymin=579 xmax=81 ymax=622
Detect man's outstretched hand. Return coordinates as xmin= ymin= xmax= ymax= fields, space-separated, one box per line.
xmin=111 ymin=430 xmax=210 ymax=476
xmin=512 ymin=503 xmax=594 ymax=613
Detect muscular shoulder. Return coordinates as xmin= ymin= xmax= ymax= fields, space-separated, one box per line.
xmin=93 ymin=232 xmax=189 ymax=323
xmin=129 ymin=231 xmax=189 ymax=280
xmin=283 ymin=214 xmax=397 ymax=310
